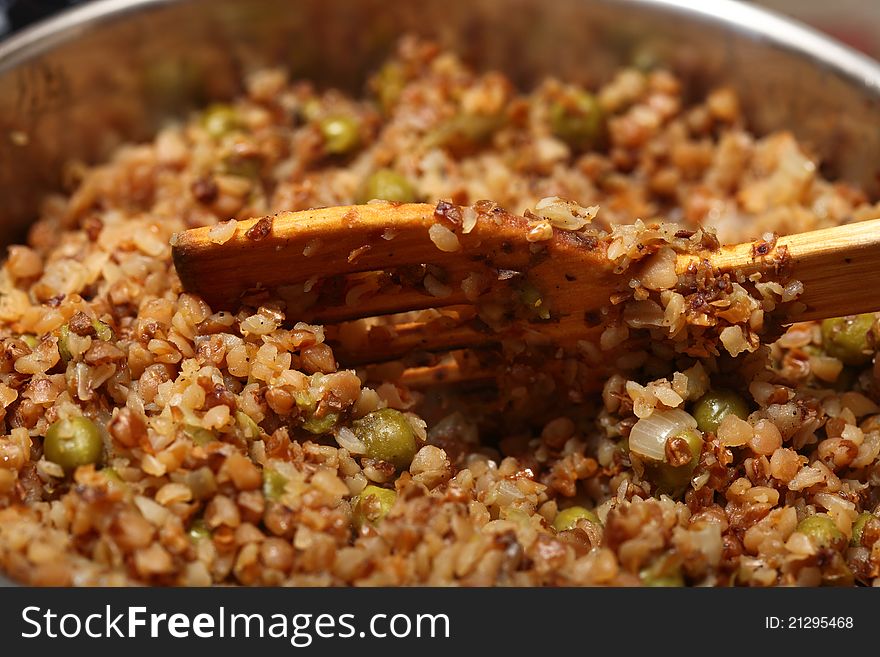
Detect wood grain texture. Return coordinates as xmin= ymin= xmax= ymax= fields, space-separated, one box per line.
xmin=171 ymin=202 xmax=623 ymax=373
xmin=172 ymin=203 xmax=880 ymax=372
xmin=171 ymin=201 xmax=623 ymax=322
xmin=678 ymin=217 xmax=880 ymax=322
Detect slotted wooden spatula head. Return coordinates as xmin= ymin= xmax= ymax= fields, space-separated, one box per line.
xmin=171 ymin=202 xmax=628 ymax=368
xmin=171 ymin=200 xmax=880 ymax=388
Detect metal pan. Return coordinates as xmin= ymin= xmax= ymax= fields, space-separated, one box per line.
xmin=0 ymin=0 xmax=879 ymax=585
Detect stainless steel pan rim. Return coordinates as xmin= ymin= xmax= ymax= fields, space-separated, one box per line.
xmin=3 ymin=0 xmax=880 ymax=231
xmin=3 ymin=0 xmax=880 ymax=87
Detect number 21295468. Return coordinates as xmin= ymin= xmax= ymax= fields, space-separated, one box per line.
xmin=765 ymin=617 xmax=853 ymax=630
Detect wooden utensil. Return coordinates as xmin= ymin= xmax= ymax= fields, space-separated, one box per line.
xmin=171 ymin=202 xmax=880 ymax=382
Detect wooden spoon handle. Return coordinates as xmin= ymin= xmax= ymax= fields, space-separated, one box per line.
xmin=682 ymin=217 xmax=880 ymax=322
xmin=170 ymin=201 xmax=618 ymax=316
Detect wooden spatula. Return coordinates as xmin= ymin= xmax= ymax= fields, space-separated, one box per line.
xmin=171 ymin=201 xmax=880 ymax=382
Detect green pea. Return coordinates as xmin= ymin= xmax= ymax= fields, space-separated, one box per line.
xmin=352 ymin=484 xmax=396 ymax=529
xmin=357 ymin=169 xmax=416 ymax=204
xmin=692 ymin=389 xmax=749 ymax=434
xmin=184 ymin=425 xmax=216 ymax=446
xmin=202 ymin=103 xmax=241 ymax=138
xmin=647 ymin=428 xmax=703 ymax=494
xmin=300 ymin=98 xmax=322 ymax=123
xmin=553 ymin=506 xmax=600 ymax=531
xmin=301 ymin=411 xmax=339 ymax=435
xmin=102 ymin=467 xmax=122 ymax=482
xmin=549 ymin=89 xmax=605 ymax=151
xmin=821 ymin=314 xmax=875 ymax=366
xmin=43 ymin=416 xmax=104 ymax=472
xmin=374 ymin=62 xmax=405 ymax=114
xmin=58 ymin=324 xmax=72 ymax=362
xmin=293 ymin=390 xmax=316 ymax=414
xmin=424 ymin=113 xmax=504 ymax=154
xmin=235 ymin=411 xmax=261 ymax=441
xmin=219 ymin=154 xmax=261 ymax=179
xmin=639 ymin=559 xmax=684 ymax=587
xmin=642 ymin=570 xmax=685 ymax=587
xmin=101 ymin=467 xmax=129 ymax=496
xmin=319 ymin=115 xmax=360 ymax=155
xmin=851 ymin=512 xmax=876 ymax=547
xmin=91 ymin=319 xmax=113 ymax=342
xmin=262 ymin=468 xmax=288 ymax=502
xmin=21 ymin=334 xmax=38 ymax=349
xmin=797 ymin=514 xmax=845 ymax=550
xmin=352 ymin=408 xmax=417 ymax=470
xmin=518 ymin=282 xmax=550 ymax=320
xmin=188 ymin=518 xmax=212 ymax=542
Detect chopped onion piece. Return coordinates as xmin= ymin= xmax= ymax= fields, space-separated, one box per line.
xmin=782 ymin=279 xmax=803 ymax=302
xmin=628 ymin=408 xmax=698 ymax=461
xmin=208 ymin=219 xmax=238 ymax=245
xmin=428 ymin=224 xmax=461 ymax=252
xmin=335 ymin=426 xmax=366 ymax=454
xmin=533 ymin=196 xmax=598 ymax=231
xmin=461 ymin=206 xmax=477 ymax=234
